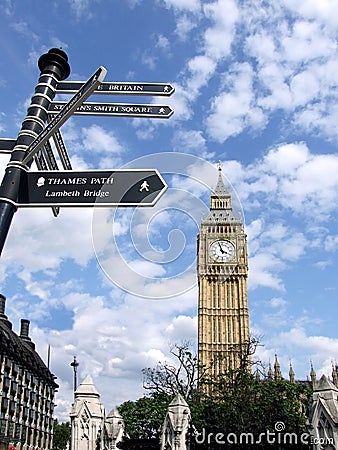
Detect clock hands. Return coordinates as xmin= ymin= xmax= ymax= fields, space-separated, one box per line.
xmin=218 ymin=241 xmax=228 ymax=255
xmin=210 ymin=240 xmax=235 ymax=262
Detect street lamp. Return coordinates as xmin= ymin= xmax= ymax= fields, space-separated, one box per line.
xmin=70 ymin=356 xmax=79 ymax=393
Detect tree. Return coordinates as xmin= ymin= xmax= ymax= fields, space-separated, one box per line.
xmin=140 ymin=340 xmax=312 ymax=449
xmin=142 ymin=341 xmax=209 ymax=400
xmin=117 ymin=392 xmax=170 ymax=440
xmin=53 ymin=419 xmax=71 ymax=450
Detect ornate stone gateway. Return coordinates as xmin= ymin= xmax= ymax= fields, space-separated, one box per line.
xmin=70 ymin=375 xmax=125 ymax=450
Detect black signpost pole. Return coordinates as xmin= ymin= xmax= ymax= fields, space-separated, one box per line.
xmin=0 ymin=48 xmax=70 ymax=256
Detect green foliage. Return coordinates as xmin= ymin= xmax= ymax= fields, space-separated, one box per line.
xmin=204 ymin=370 xmax=312 ymax=435
xmin=119 ymin=342 xmax=312 ymax=449
xmin=53 ymin=419 xmax=71 ymax=450
xmin=117 ymin=392 xmax=171 ymax=439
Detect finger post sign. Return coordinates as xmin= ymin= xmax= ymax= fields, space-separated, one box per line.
xmin=0 ymin=48 xmax=173 ymax=256
xmin=17 ymin=169 xmax=167 ymax=207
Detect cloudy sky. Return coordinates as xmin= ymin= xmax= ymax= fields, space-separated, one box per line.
xmin=1 ymin=0 xmax=338 ymax=421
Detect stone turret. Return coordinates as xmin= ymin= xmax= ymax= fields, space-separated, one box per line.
xmin=332 ymin=363 xmax=338 ymax=388
xmin=70 ymin=375 xmax=105 ymax=450
xmin=307 ymin=375 xmax=338 ymax=448
xmin=160 ymin=393 xmax=192 ymax=450
xmin=289 ymin=362 xmax=295 ymax=383
xmin=105 ymin=409 xmax=126 ymax=449
xmin=274 ymin=354 xmax=282 ymax=380
xmin=310 ymin=362 xmax=316 ymax=390
xmin=267 ymin=362 xmax=273 ymax=381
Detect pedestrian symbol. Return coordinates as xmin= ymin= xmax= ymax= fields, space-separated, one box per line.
xmin=139 ymin=180 xmax=150 ymax=192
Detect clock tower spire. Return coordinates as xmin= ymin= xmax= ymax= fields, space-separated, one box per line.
xmin=197 ymin=163 xmax=250 ymax=386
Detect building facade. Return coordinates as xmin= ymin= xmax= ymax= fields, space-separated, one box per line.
xmin=307 ymin=374 xmax=338 ymax=449
xmin=0 ymin=294 xmax=58 ymax=450
xmin=197 ymin=164 xmax=250 ymax=382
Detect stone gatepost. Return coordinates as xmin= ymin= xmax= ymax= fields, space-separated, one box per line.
xmin=159 ymin=393 xmax=192 ymax=450
xmin=70 ymin=375 xmax=105 ymax=450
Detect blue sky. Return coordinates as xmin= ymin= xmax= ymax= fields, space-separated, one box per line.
xmin=1 ymin=0 xmax=338 ymax=421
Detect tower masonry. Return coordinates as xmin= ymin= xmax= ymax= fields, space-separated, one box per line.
xmin=197 ymin=163 xmax=250 ymax=383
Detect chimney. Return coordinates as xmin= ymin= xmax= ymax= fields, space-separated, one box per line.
xmin=0 ymin=294 xmax=12 ymax=329
xmin=0 ymin=294 xmax=6 ymax=316
xmin=20 ymin=319 xmax=35 ymax=350
xmin=20 ymin=319 xmax=30 ymax=337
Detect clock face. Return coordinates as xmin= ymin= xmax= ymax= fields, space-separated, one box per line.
xmin=209 ymin=240 xmax=235 ymax=263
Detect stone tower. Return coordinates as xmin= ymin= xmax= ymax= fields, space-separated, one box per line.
xmin=197 ymin=163 xmax=250 ymax=383
xmin=69 ymin=375 xmax=125 ymax=450
xmin=159 ymin=393 xmax=192 ymax=450
xmin=70 ymin=375 xmax=105 ymax=450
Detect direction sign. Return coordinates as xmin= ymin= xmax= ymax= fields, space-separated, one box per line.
xmin=22 ymin=66 xmax=107 ymax=165
xmin=51 ymin=128 xmax=73 ymax=170
xmin=34 ymin=146 xmax=60 ymax=217
xmin=17 ymin=169 xmax=167 ymax=207
xmin=49 ymin=101 xmax=174 ymax=119
xmin=56 ymin=81 xmax=175 ymax=96
xmin=0 ymin=138 xmax=16 ymax=153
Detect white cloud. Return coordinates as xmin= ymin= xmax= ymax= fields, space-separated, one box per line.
xmin=171 ymin=129 xmax=211 ymax=158
xmin=269 ymin=297 xmax=287 ymax=308
xmin=0 ymin=207 xmax=94 ymax=285
xmin=206 ymin=63 xmax=266 ymax=142
xmin=248 ymin=252 xmax=285 ymax=291
xmin=174 ymin=14 xmax=198 ymax=40
xmin=26 ymin=289 xmax=198 ymax=420
xmin=325 ymin=235 xmax=338 ymax=252
xmin=156 ymin=34 xmax=171 ymax=53
xmin=165 ymin=315 xmax=197 ymax=340
xmin=284 ymin=0 xmax=338 ymax=28
xmin=82 ymin=125 xmax=123 ymax=154
xmin=238 ymin=143 xmax=338 ymax=220
xmin=203 ymin=0 xmax=238 ymax=60
xmin=262 ymin=142 xmax=309 ymax=175
xmin=281 ymin=20 xmax=336 ymax=62
xmin=163 ymin=0 xmax=200 ymax=13
xmin=186 ymin=55 xmax=216 ymax=97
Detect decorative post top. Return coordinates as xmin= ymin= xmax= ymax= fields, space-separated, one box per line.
xmin=38 ymin=47 xmax=70 ymax=80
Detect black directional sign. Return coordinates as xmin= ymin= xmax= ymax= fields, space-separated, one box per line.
xmin=51 ymin=129 xmax=73 ymax=170
xmin=49 ymin=101 xmax=173 ymax=118
xmin=0 ymin=138 xmax=16 ymax=153
xmin=57 ymin=81 xmax=175 ymax=96
xmin=22 ymin=66 xmax=107 ymax=165
xmin=17 ymin=169 xmax=167 ymax=207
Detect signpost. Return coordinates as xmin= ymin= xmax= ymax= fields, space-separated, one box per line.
xmin=17 ymin=169 xmax=167 ymax=207
xmin=51 ymin=129 xmax=73 ymax=170
xmin=56 ymin=81 xmax=175 ymax=96
xmin=34 ymin=144 xmax=60 ymax=217
xmin=22 ymin=66 xmax=107 ymax=165
xmin=0 ymin=48 xmax=173 ymax=256
xmin=0 ymin=48 xmax=72 ymax=255
xmin=48 ymin=101 xmax=173 ymax=118
xmin=0 ymin=139 xmax=16 ymax=153
xmin=49 ymin=102 xmax=174 ymax=119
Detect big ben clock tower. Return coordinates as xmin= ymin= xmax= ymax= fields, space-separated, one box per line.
xmin=198 ymin=163 xmax=250 ymax=382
